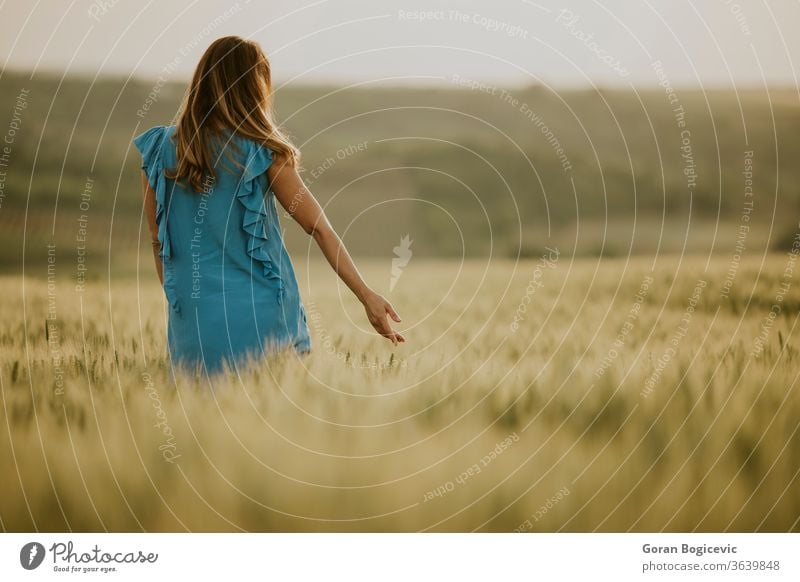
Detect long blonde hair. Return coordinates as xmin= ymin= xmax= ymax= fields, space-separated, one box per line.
xmin=166 ymin=35 xmax=300 ymax=192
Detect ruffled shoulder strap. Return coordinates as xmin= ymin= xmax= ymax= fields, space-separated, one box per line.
xmin=133 ymin=125 xmax=167 ymax=173
xmin=132 ymin=125 xmax=171 ymax=262
xmin=235 ymin=139 xmax=281 ymax=287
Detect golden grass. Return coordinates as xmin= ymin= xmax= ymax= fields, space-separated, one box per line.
xmin=1 ymin=257 xmax=799 ymax=531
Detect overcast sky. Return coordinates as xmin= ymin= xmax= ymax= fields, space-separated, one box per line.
xmin=1 ymin=0 xmax=798 ymax=89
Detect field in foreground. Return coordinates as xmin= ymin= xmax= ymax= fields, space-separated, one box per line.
xmin=1 ymin=257 xmax=799 ymax=532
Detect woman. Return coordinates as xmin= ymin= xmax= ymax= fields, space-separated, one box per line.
xmin=134 ymin=35 xmax=404 ymax=374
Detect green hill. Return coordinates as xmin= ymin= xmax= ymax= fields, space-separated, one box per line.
xmin=0 ymin=71 xmax=797 ymax=270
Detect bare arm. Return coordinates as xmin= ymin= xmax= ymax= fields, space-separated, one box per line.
xmin=141 ymin=170 xmax=163 ymax=285
xmin=267 ymin=154 xmax=405 ymax=345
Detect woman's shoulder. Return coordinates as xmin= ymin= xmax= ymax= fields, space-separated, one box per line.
xmin=133 ymin=124 xmax=274 ymax=173
xmin=133 ymin=124 xmax=176 ymax=162
xmin=133 ymin=124 xmax=175 ymax=142
xmin=223 ymin=129 xmax=272 ymax=155
xmin=223 ymin=130 xmax=275 ymax=173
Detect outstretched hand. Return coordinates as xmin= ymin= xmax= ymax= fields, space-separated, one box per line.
xmin=362 ymin=292 xmax=406 ymax=345
xmin=268 ymin=157 xmax=408 ymax=346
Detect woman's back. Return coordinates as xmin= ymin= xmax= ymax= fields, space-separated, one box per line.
xmin=134 ymin=124 xmax=311 ymax=374
xmin=133 ymin=36 xmax=403 ymax=376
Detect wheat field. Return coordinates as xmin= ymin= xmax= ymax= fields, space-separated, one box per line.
xmin=1 ymin=255 xmax=799 ymax=532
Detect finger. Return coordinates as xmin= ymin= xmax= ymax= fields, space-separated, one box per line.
xmin=381 ymin=327 xmax=399 ymax=345
xmin=386 ymin=303 xmax=402 ymax=323
xmin=375 ymin=319 xmax=395 ymax=342
xmin=386 ymin=327 xmax=404 ymax=344
xmin=373 ymin=314 xmax=404 ymax=345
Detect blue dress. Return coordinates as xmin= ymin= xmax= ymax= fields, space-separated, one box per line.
xmin=133 ymin=125 xmax=311 ymax=374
